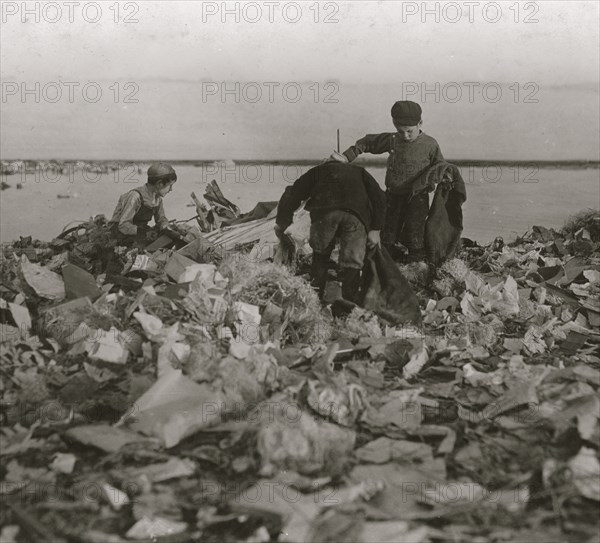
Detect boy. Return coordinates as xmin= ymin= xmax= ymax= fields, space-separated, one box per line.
xmin=109 ymin=162 xmax=179 ymax=244
xmin=334 ymin=101 xmax=444 ymax=262
xmin=275 ymin=160 xmax=385 ymax=303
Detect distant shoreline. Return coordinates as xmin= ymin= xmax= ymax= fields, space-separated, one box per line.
xmin=2 ymin=159 xmax=599 ymax=171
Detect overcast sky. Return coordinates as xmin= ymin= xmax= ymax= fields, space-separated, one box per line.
xmin=1 ymin=1 xmax=599 ymax=159
xmin=2 ymin=1 xmax=598 ymax=84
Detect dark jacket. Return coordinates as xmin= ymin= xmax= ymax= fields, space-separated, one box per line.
xmin=343 ymin=132 xmax=444 ymax=194
xmin=410 ymin=162 xmax=467 ymax=265
xmin=276 ymin=162 xmax=386 ymax=231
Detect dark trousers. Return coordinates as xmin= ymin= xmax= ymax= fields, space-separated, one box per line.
xmin=309 ymin=210 xmax=367 ymax=270
xmin=309 ymin=210 xmax=367 ymax=302
xmin=382 ymin=192 xmax=429 ymax=256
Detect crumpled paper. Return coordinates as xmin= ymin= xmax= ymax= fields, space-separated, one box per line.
xmin=134 ymin=311 xmax=189 ymax=377
xmin=461 ymin=273 xmax=519 ymax=320
xmin=21 ymin=255 xmax=65 ymax=300
xmin=121 ymin=369 xmax=225 ymax=448
xmin=569 ymin=447 xmax=600 ymax=501
xmin=306 ymin=379 xmax=366 ymax=427
xmin=256 ymin=395 xmax=356 ymax=477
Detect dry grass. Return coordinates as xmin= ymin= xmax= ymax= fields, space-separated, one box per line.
xmin=561 ymin=209 xmax=600 ymax=241
xmin=219 ymin=254 xmax=332 ymax=345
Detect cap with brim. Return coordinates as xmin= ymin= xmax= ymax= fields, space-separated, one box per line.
xmin=391 ymin=101 xmax=422 ymax=125
xmin=147 ymin=162 xmax=177 ymax=183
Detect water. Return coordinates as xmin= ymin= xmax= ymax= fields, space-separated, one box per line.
xmin=1 ymin=163 xmax=598 ymax=244
xmin=1 ymin=82 xmax=598 ymax=161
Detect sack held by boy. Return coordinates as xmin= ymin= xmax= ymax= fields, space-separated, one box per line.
xmin=333 ymin=101 xmax=466 ymax=264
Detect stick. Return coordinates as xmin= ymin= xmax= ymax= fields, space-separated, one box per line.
xmin=337 ymin=128 xmax=340 ymax=153
xmin=178 ymin=215 xmax=200 ymax=224
xmin=10 ymin=505 xmax=67 ymax=543
xmin=190 ymin=192 xmax=211 ymax=232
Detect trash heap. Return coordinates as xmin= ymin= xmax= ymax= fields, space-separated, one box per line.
xmin=1 ymin=209 xmax=599 ymax=543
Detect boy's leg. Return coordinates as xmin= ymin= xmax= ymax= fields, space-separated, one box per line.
xmin=400 ymin=192 xmax=430 ymax=261
xmin=310 ymin=252 xmax=331 ymax=298
xmin=382 ymin=192 xmax=403 ymax=252
xmin=383 ymin=192 xmax=416 ymax=259
xmin=340 ymin=267 xmax=361 ymax=303
xmin=309 ymin=212 xmax=339 ymax=298
xmin=337 ymin=212 xmax=367 ymax=303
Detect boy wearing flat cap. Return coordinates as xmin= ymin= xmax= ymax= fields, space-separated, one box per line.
xmin=333 ymin=101 xmax=444 ymax=262
xmin=109 ymin=162 xmax=179 ymax=244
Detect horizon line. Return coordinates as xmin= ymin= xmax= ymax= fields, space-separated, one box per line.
xmin=1 ymin=158 xmax=599 ymax=168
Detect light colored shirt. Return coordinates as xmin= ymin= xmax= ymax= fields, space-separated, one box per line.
xmin=109 ymin=184 xmax=169 ymax=235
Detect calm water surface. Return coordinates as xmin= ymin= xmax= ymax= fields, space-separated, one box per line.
xmin=1 ymin=163 xmax=598 ymax=244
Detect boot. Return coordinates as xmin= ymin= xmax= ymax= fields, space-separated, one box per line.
xmin=382 ymin=242 xmax=396 ymax=257
xmin=340 ymin=267 xmax=361 ymax=303
xmin=406 ymin=248 xmax=426 ymax=263
xmin=310 ymin=253 xmax=330 ymax=299
xmin=385 ymin=243 xmax=408 ymax=262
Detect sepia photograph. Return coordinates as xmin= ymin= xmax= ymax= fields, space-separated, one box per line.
xmin=1 ymin=1 xmax=599 ymax=541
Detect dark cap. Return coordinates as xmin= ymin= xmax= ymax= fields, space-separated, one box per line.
xmin=147 ymin=163 xmax=177 ymax=184
xmin=391 ymin=101 xmax=422 ymax=125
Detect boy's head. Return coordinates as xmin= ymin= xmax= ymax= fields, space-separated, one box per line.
xmin=391 ymin=101 xmax=422 ymax=142
xmin=147 ymin=162 xmax=177 ymax=196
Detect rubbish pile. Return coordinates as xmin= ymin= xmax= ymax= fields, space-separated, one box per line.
xmin=1 ymin=208 xmax=599 ymax=543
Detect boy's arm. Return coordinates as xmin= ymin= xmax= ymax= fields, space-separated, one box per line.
xmin=154 ymin=200 xmax=170 ymax=231
xmin=117 ymin=191 xmax=143 ymax=235
xmin=276 ymin=168 xmax=318 ymax=229
xmin=342 ymin=133 xmax=393 ymax=162
xmin=362 ymin=170 xmax=386 ymax=231
xmin=431 ymin=141 xmax=445 ymax=163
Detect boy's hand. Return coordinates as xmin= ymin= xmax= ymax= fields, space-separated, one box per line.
xmin=367 ymin=230 xmax=381 ymax=248
xmin=274 ymin=224 xmax=286 ymax=240
xmin=328 ymin=151 xmax=348 ymax=163
xmin=438 ymin=174 xmax=454 ymax=192
xmin=161 ymin=227 xmax=184 ymax=241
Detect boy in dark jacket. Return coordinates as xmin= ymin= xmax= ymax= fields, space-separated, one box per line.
xmin=335 ymin=101 xmax=444 ymax=262
xmin=275 ymin=161 xmax=385 ymax=302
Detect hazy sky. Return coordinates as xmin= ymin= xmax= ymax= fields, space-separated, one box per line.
xmin=2 ymin=1 xmax=598 ymax=84
xmin=1 ymin=1 xmax=599 ymax=159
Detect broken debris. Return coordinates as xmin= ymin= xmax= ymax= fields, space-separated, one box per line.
xmin=1 ymin=207 xmax=599 ymax=542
